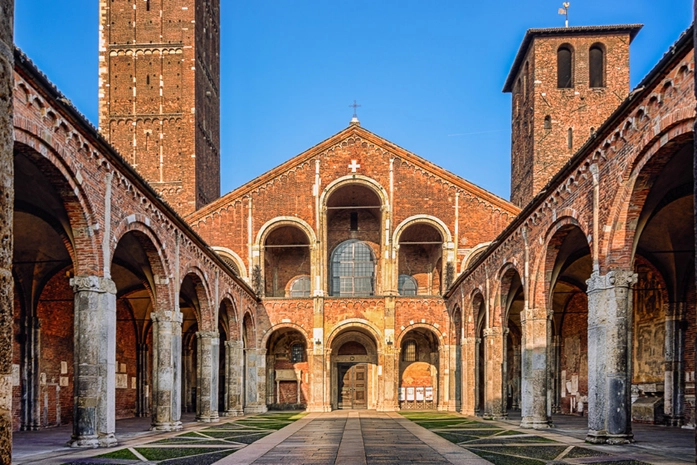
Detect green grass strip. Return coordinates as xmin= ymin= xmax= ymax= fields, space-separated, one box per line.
xmin=95 ymin=447 xmax=139 ymax=460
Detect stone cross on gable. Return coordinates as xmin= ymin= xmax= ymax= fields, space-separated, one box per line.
xmin=348 ymin=160 xmax=360 ymax=173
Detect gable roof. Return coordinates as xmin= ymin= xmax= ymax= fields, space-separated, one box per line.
xmin=503 ymin=24 xmax=643 ymax=92
xmin=187 ymin=124 xmax=519 ymax=222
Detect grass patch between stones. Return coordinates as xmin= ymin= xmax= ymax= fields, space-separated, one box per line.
xmin=135 ymin=447 xmax=228 ymax=461
xmin=435 ymin=431 xmax=481 ymax=443
xmin=468 ymin=449 xmax=545 ymax=465
xmin=564 ymin=446 xmax=611 ymax=458
xmin=467 ymin=435 xmax=557 ymax=445
xmin=95 ymin=448 xmax=139 ymax=460
xmin=468 ymin=445 xmax=567 ymax=460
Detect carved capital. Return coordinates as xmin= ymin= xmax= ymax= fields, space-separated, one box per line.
xmin=483 ymin=326 xmax=503 ymax=338
xmin=586 ymin=270 xmax=637 ymax=293
xmin=225 ymin=340 xmax=243 ymax=349
xmin=70 ymin=275 xmax=116 ymax=294
xmin=151 ymin=310 xmax=183 ymax=324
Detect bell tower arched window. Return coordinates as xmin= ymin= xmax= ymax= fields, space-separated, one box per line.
xmin=330 ymin=240 xmax=375 ymax=297
xmin=589 ymin=44 xmax=605 ymax=88
xmin=557 ymin=45 xmax=573 ymax=88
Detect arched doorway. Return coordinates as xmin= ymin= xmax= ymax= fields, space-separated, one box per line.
xmin=501 ymin=268 xmax=523 ymax=414
xmin=265 ymin=328 xmax=308 ymax=409
xmin=330 ymin=329 xmax=378 ymax=410
xmin=546 ymin=224 xmax=592 ymax=416
xmin=399 ymin=328 xmax=440 ymax=410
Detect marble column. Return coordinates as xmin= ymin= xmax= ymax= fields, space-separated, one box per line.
xmin=664 ymin=302 xmax=686 ymax=426
xmin=243 ymin=348 xmax=268 ymax=414
xmin=196 ymin=331 xmax=219 ymax=422
xmin=520 ymin=308 xmax=550 ymax=428
xmin=151 ymin=310 xmax=183 ymax=431
xmin=69 ymin=276 xmax=117 ymax=448
xmin=0 ymin=0 xmax=14 ymax=461
xmin=483 ymin=326 xmax=506 ymax=419
xmin=586 ymin=270 xmax=637 ymax=444
xmin=223 ymin=340 xmax=243 ymax=416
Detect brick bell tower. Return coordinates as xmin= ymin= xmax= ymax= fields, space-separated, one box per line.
xmin=99 ymin=0 xmax=220 ymax=216
xmin=504 ymin=25 xmax=642 ymax=208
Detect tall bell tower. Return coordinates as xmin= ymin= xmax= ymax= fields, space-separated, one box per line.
xmin=504 ymin=25 xmax=642 ymax=208
xmin=99 ymin=0 xmax=220 ymax=215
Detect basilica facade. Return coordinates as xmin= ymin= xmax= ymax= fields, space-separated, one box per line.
xmin=0 ymin=0 xmax=694 ymax=459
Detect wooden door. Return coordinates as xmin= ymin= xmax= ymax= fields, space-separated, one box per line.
xmin=338 ymin=363 xmax=368 ymax=409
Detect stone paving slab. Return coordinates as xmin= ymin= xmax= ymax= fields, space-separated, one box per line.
xmin=214 ymin=411 xmax=491 ymax=465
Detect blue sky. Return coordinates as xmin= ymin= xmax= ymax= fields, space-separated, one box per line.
xmin=14 ymin=1 xmax=693 ymax=201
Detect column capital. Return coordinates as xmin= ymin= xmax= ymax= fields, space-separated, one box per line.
xmin=483 ymin=326 xmax=503 ymax=338
xmin=196 ymin=330 xmax=219 ymax=340
xmin=586 ymin=270 xmax=637 ymax=293
xmin=70 ymin=275 xmax=116 ymax=294
xmin=151 ymin=310 xmax=183 ymax=323
xmin=225 ymin=340 xmax=243 ymax=349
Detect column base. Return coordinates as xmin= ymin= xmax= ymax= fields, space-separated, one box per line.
xmin=666 ymin=415 xmax=685 ymax=427
xmin=196 ymin=413 xmax=220 ymax=423
xmin=221 ymin=408 xmax=244 ymax=417
xmin=150 ymin=421 xmax=183 ymax=432
xmin=483 ymin=413 xmax=507 ymax=421
xmin=586 ymin=430 xmax=634 ymax=444
xmin=244 ymin=405 xmax=268 ymax=414
xmin=68 ymin=433 xmax=117 ymax=448
xmin=520 ymin=417 xmax=551 ymax=429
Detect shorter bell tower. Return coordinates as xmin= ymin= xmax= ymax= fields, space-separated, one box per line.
xmin=504 ymin=25 xmax=642 ymax=208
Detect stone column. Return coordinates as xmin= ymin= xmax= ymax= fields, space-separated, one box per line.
xmin=586 ymin=270 xmax=637 ymax=444
xmin=243 ymin=348 xmax=268 ymax=414
xmin=520 ymin=308 xmax=550 ymax=428
xmin=0 ymin=0 xmax=14 ymax=461
xmin=150 ymin=310 xmax=182 ymax=431
xmin=664 ymin=302 xmax=686 ymax=426
xmin=223 ymin=340 xmax=243 ymax=416
xmin=135 ymin=343 xmax=150 ymax=417
xmin=69 ymin=276 xmax=117 ymax=447
xmin=461 ymin=336 xmax=476 ymax=415
xmin=380 ymin=296 xmax=397 ymax=411
xmin=196 ymin=331 xmax=219 ymax=422
xmin=550 ymin=334 xmax=562 ymax=414
xmin=483 ymin=327 xmax=506 ymax=419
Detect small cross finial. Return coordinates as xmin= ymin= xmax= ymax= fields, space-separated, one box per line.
xmin=349 ymin=100 xmax=361 ymax=118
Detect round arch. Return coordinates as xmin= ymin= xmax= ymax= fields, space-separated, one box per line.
xmin=326 ymin=318 xmax=384 ymax=353
xmin=392 ymin=214 xmax=452 ymax=245
xmin=461 ymin=242 xmax=491 ymax=273
xmin=211 ymin=246 xmax=248 ymax=280
xmin=319 ymin=174 xmax=390 ymax=212
xmin=255 ymin=216 xmax=318 ymax=247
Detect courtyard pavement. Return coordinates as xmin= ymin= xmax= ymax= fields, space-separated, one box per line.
xmin=10 ymin=410 xmax=697 ymax=464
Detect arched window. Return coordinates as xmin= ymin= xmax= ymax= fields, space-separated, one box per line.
xmin=557 ymin=45 xmax=573 ymax=88
xmin=589 ymin=44 xmax=605 ymax=88
xmin=330 ymin=240 xmax=375 ymax=297
xmin=403 ymin=340 xmax=416 ymax=362
xmin=291 ymin=343 xmax=305 ymax=363
xmin=398 ymin=275 xmax=418 ymax=296
xmin=544 ymin=115 xmax=552 ymax=131
xmin=289 ymin=276 xmax=311 ymax=297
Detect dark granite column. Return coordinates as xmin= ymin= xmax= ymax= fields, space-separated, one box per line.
xmin=0 ymin=0 xmax=14 ymax=462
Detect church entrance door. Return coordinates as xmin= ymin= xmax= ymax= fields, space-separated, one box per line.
xmin=338 ymin=363 xmax=368 ymax=409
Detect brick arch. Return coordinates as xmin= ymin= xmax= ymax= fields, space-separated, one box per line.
xmin=180 ymin=267 xmax=214 ymax=331
xmin=210 ymin=246 xmax=247 ymax=280
xmin=255 ymin=216 xmax=317 ymax=246
xmin=460 ymin=242 xmax=491 ymax=273
xmin=530 ymin=215 xmax=590 ymax=311
xmin=111 ymin=216 xmax=174 ymax=312
xmin=396 ymin=322 xmax=444 ymax=348
xmin=468 ymin=288 xmax=486 ymax=337
xmin=218 ymin=295 xmax=239 ymax=340
xmin=242 ymin=311 xmax=257 ymax=349
xmin=13 ymin=135 xmax=100 ymax=275
xmin=604 ymin=117 xmax=694 ymax=270
xmin=493 ymin=262 xmax=524 ymax=325
xmin=326 ymin=319 xmax=383 ymax=353
xmin=392 ymin=214 xmax=452 ymax=245
xmin=319 ymin=174 xmax=390 ymax=212
xmin=260 ymin=323 xmax=310 ymax=349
